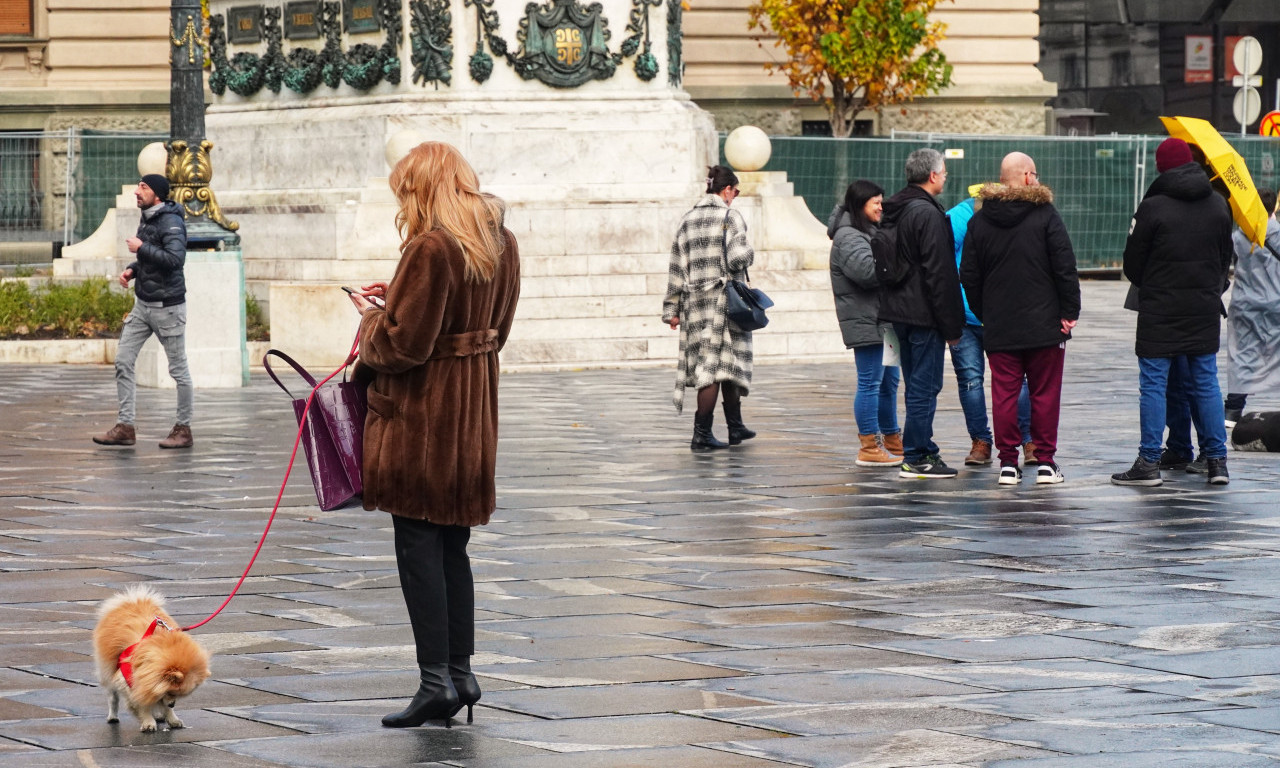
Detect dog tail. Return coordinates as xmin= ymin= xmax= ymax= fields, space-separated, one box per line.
xmin=97 ymin=584 xmax=165 ymax=619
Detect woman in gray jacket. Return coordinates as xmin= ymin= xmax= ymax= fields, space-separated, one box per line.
xmin=829 ymin=180 xmax=901 ymax=467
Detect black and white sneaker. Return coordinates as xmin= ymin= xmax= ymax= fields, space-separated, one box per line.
xmin=1186 ymin=456 xmax=1208 ymax=475
xmin=899 ymin=455 xmax=958 ymax=479
xmin=1207 ymin=457 xmax=1229 ymax=485
xmin=1035 ymin=461 xmax=1065 ymax=485
xmin=1111 ymin=455 xmax=1162 ymax=486
xmin=997 ymin=465 xmax=1022 ymax=485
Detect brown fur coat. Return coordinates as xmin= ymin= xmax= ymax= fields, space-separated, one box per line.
xmin=356 ymin=228 xmax=520 ymax=526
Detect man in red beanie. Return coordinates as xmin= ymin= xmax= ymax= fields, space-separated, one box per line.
xmin=1112 ymin=137 xmax=1233 ymax=486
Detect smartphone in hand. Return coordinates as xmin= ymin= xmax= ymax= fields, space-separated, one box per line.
xmin=342 ymin=285 xmax=385 ymax=307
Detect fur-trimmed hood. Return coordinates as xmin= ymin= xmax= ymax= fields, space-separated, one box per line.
xmin=976 ymin=183 xmax=1056 ymax=229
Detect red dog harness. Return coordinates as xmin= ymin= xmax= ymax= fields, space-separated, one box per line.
xmin=118 ymin=617 xmax=171 ymax=688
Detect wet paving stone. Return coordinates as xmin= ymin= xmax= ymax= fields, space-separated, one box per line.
xmin=7 ymin=281 xmax=1280 ymax=764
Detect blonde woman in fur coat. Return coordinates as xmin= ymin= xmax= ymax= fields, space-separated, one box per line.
xmin=346 ymin=142 xmax=520 ymax=728
xmin=663 ymin=165 xmax=756 ymax=451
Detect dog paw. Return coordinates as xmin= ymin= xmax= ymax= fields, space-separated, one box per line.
xmin=139 ymin=722 xmax=157 ymax=733
xmin=166 ymin=717 xmax=185 ymax=729
xmin=106 ymin=716 xmax=119 ymax=723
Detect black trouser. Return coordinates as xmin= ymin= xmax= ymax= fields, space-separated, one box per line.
xmin=392 ymin=516 xmax=474 ymax=666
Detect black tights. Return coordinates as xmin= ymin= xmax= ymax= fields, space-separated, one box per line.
xmin=696 ymin=381 xmax=741 ymax=417
xmin=392 ymin=516 xmax=474 ymax=666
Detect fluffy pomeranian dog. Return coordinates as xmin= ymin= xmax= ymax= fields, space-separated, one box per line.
xmin=92 ymin=585 xmax=211 ymax=732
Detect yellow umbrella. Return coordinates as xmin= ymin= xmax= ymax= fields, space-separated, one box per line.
xmin=1160 ymin=115 xmax=1269 ymax=246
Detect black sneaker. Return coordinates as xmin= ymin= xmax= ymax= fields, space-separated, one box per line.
xmin=900 ymin=455 xmax=958 ymax=479
xmin=1207 ymin=457 xmax=1229 ymax=485
xmin=997 ymin=465 xmax=1022 ymax=485
xmin=1186 ymin=456 xmax=1208 ymax=475
xmin=1035 ymin=462 xmax=1065 ymax=485
xmin=1111 ymin=455 xmax=1162 ymax=486
xmin=1158 ymin=448 xmax=1192 ymax=471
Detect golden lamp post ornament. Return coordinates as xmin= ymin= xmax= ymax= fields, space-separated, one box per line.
xmin=166 ymin=140 xmax=239 ymax=233
xmin=168 ymin=0 xmax=240 ymax=246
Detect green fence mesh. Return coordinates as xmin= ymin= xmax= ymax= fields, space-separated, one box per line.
xmin=73 ymin=130 xmax=167 ymax=242
xmin=724 ymin=132 xmax=1280 ymax=271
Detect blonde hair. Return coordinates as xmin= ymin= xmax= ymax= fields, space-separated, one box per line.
xmin=389 ymin=142 xmax=505 ymax=282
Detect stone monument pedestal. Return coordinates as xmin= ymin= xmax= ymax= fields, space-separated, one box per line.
xmin=137 ymin=249 xmax=249 ymax=388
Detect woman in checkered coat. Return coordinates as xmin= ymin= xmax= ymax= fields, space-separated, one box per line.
xmin=662 ymin=166 xmax=756 ymax=451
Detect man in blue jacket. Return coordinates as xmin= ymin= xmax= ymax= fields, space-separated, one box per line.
xmin=93 ymin=174 xmax=194 ymax=449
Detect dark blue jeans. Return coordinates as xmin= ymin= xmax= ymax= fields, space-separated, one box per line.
xmin=1164 ymin=356 xmax=1199 ymax=458
xmin=1139 ymin=354 xmax=1226 ymax=462
xmin=852 ymin=344 xmax=900 ymax=436
xmin=894 ymin=323 xmax=946 ymax=464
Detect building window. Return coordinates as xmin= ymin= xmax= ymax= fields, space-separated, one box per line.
xmin=0 ymin=0 xmax=32 ymax=36
xmin=1110 ymin=51 xmax=1134 ymax=86
xmin=0 ymin=132 xmax=40 ymax=230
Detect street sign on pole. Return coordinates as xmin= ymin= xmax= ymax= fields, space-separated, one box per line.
xmin=1233 ymin=36 xmax=1263 ymax=135
xmin=1261 ymin=111 xmax=1280 ymax=137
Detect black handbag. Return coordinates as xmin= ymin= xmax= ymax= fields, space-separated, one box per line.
xmin=721 ymin=212 xmax=773 ymax=331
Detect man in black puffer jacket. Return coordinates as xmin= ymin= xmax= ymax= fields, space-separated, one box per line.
xmin=92 ymin=173 xmax=194 ymax=450
xmin=879 ymin=148 xmax=966 ymax=479
xmin=961 ymin=152 xmax=1080 ymax=486
xmin=1111 ymin=138 xmax=1233 ymax=487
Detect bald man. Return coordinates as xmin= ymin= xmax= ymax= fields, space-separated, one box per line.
xmin=959 ymin=153 xmax=1081 ymax=486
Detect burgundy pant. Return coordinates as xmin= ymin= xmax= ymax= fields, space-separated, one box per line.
xmin=987 ymin=344 xmax=1066 ymax=466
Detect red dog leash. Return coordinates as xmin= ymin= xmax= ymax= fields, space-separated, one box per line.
xmin=180 ymin=332 xmax=361 ymax=632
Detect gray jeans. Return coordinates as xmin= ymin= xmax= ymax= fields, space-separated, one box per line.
xmin=114 ymin=300 xmax=193 ymax=426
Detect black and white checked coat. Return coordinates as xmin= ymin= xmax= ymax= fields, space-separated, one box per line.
xmin=662 ymin=194 xmax=755 ymax=413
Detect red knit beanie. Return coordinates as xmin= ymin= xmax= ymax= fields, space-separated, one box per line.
xmin=1156 ymin=138 xmax=1194 ymax=173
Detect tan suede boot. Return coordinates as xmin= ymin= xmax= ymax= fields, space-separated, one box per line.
xmin=856 ymin=434 xmax=901 ymax=467
xmin=881 ymin=432 xmax=903 ymax=458
xmin=965 ymin=439 xmax=993 ymax=466
xmin=159 ymin=423 xmax=193 ymax=449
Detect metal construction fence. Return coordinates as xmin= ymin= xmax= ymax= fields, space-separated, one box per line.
xmin=726 ymin=132 xmax=1280 ymax=271
xmin=0 ymin=129 xmax=166 ymax=253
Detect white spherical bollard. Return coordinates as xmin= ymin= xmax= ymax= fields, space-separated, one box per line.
xmin=385 ymin=129 xmax=428 ymax=169
xmin=137 ymin=142 xmax=168 ymax=177
xmin=724 ymin=126 xmax=771 ymax=172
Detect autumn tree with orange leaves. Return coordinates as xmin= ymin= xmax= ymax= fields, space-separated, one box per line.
xmin=748 ymin=0 xmax=953 ymax=137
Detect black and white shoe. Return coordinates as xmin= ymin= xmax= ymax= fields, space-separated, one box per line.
xmin=1186 ymin=456 xmax=1208 ymax=475
xmin=997 ymin=465 xmax=1022 ymax=485
xmin=1035 ymin=461 xmax=1065 ymax=485
xmin=1111 ymin=455 xmax=1162 ymax=486
xmin=899 ymin=455 xmax=958 ymax=479
xmin=1207 ymin=457 xmax=1229 ymax=485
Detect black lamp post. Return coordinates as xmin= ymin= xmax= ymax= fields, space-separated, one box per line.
xmin=167 ymin=0 xmax=240 ymax=248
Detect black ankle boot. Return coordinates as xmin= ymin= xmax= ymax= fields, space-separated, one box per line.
xmin=691 ymin=411 xmax=729 ymax=451
xmin=449 ymin=656 xmax=481 ymax=724
xmin=382 ymin=663 xmax=461 ymax=728
xmin=722 ymin=401 xmax=755 ymax=444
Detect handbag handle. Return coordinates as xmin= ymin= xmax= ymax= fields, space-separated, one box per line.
xmin=263 ymin=349 xmax=319 ymax=400
xmin=721 ymin=211 xmax=750 ymax=283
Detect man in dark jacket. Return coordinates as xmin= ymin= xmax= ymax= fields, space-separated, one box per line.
xmin=93 ymin=174 xmax=194 ymax=449
xmin=960 ymin=152 xmax=1080 ymax=486
xmin=879 ymin=148 xmax=966 ymax=478
xmin=1111 ymin=137 xmax=1233 ymax=486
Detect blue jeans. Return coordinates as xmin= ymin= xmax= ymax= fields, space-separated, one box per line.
xmin=950 ymin=325 xmax=1032 ymax=444
xmin=1164 ymin=356 xmax=1199 ymax=459
xmin=1139 ymin=355 xmax=1226 ymax=462
xmin=894 ymin=323 xmax=945 ymax=463
xmin=853 ymin=344 xmax=900 ymax=436
xmin=949 ymin=326 xmax=994 ymax=444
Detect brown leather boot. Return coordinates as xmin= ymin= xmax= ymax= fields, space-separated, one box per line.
xmin=159 ymin=423 xmax=193 ymax=449
xmin=965 ymin=439 xmax=993 ymax=466
xmin=92 ymin=423 xmax=136 ymax=446
xmin=1023 ymin=441 xmax=1038 ymax=466
xmin=881 ymin=432 xmax=903 ymax=458
xmin=856 ymin=434 xmax=901 ymax=467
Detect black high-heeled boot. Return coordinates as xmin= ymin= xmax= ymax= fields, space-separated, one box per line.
xmin=382 ymin=663 xmax=461 ymax=728
xmin=449 ymin=655 xmax=482 ymax=724
xmin=691 ymin=411 xmax=729 ymax=451
xmin=722 ymin=400 xmax=756 ymax=445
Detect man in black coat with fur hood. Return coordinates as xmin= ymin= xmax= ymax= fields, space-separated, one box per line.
xmin=1111 ymin=137 xmax=1233 ymax=487
xmin=961 ymin=152 xmax=1080 ymax=486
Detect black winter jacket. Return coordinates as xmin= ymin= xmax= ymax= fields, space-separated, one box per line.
xmin=1122 ymin=162 xmax=1233 ymax=358
xmin=959 ymin=184 xmax=1081 ymax=352
xmin=827 ymin=206 xmax=886 ymax=349
xmin=128 ymin=201 xmax=188 ymax=305
xmin=876 ymin=185 xmax=965 ymax=340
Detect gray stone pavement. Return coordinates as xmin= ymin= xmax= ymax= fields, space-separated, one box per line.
xmin=2 ymin=280 xmax=1280 ymax=767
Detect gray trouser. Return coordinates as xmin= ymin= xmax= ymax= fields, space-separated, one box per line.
xmin=114 ymin=300 xmax=193 ymax=426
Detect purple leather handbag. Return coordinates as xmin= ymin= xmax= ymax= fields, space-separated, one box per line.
xmin=264 ymin=349 xmax=368 ymax=511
